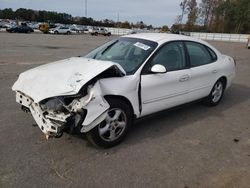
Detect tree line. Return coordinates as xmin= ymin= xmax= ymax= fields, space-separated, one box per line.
xmin=173 ymin=0 xmax=250 ymax=34
xmin=0 ymin=8 xmax=153 ymax=29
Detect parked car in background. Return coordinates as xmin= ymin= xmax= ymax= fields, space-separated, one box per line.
xmin=28 ymin=22 xmax=40 ymax=29
xmin=89 ymin=27 xmax=111 ymax=36
xmin=70 ymin=25 xmax=82 ymax=34
xmin=39 ymin=23 xmax=56 ymax=34
xmin=6 ymin=23 xmax=34 ymax=33
xmin=1 ymin=23 xmax=16 ymax=29
xmin=82 ymin=26 xmax=89 ymax=34
xmin=49 ymin=26 xmax=71 ymax=34
xmin=12 ymin=33 xmax=235 ymax=147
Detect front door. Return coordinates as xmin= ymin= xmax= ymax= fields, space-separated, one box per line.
xmin=140 ymin=41 xmax=191 ymax=116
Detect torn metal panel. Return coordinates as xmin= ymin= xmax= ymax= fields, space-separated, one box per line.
xmin=14 ymin=78 xmax=111 ymax=136
xmin=12 ymin=57 xmax=125 ymax=103
xmin=98 ymin=75 xmax=141 ymax=117
xmin=81 ymin=81 xmax=110 ymax=126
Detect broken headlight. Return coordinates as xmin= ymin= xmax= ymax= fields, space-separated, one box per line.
xmin=40 ymin=95 xmax=80 ymax=113
xmin=40 ymin=97 xmax=65 ymax=112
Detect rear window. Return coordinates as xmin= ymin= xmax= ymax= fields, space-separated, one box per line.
xmin=186 ymin=42 xmax=213 ymax=67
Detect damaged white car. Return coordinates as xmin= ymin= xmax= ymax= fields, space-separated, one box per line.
xmin=12 ymin=33 xmax=236 ymax=147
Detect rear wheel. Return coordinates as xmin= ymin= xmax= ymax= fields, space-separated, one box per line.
xmin=86 ymin=98 xmax=133 ymax=148
xmin=204 ymin=79 xmax=225 ymax=106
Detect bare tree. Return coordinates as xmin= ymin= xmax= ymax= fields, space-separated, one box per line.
xmin=186 ymin=0 xmax=198 ymax=29
xmin=199 ymin=0 xmax=217 ymax=27
xmin=180 ymin=0 xmax=188 ymax=24
xmin=174 ymin=15 xmax=182 ymax=24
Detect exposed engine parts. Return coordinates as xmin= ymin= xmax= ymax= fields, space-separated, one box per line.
xmin=17 ymin=83 xmax=109 ymax=138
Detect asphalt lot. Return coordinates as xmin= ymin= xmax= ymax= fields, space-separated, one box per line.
xmin=0 ymin=33 xmax=250 ymax=188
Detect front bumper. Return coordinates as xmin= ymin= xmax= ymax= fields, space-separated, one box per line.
xmin=16 ymin=92 xmax=66 ymax=136
xmin=15 ymin=87 xmax=110 ymax=137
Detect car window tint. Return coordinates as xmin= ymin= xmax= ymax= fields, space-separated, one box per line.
xmin=207 ymin=47 xmax=217 ymax=61
xmin=150 ymin=42 xmax=186 ymax=71
xmin=186 ymin=42 xmax=212 ymax=67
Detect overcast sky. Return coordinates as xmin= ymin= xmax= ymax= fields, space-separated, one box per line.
xmin=0 ymin=0 xmax=182 ymax=26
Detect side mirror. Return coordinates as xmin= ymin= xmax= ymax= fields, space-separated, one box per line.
xmin=151 ymin=64 xmax=167 ymax=74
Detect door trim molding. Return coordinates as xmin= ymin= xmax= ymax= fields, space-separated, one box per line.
xmin=143 ymin=90 xmax=189 ymax=104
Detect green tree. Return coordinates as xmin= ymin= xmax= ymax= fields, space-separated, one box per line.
xmin=161 ymin=25 xmax=169 ymax=32
xmin=0 ymin=8 xmax=14 ymax=19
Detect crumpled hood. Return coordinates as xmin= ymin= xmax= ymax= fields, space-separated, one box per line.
xmin=12 ymin=57 xmax=125 ymax=102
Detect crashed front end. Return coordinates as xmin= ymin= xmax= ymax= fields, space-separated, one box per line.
xmin=15 ymin=83 xmax=110 ymax=138
xmin=12 ymin=57 xmax=126 ymax=138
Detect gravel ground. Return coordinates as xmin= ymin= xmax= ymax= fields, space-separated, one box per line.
xmin=0 ymin=33 xmax=250 ymax=188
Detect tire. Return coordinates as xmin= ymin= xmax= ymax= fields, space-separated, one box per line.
xmin=67 ymin=31 xmax=71 ymax=35
xmin=204 ymin=79 xmax=225 ymax=106
xmin=54 ymin=31 xmax=59 ymax=34
xmin=86 ymin=98 xmax=133 ymax=148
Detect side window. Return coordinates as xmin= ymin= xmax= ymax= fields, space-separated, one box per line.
xmin=186 ymin=42 xmax=212 ymax=67
xmin=207 ymin=47 xmax=217 ymax=61
xmin=148 ymin=42 xmax=186 ymax=72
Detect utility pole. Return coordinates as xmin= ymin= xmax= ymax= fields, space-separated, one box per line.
xmin=117 ymin=12 xmax=120 ymax=35
xmin=85 ymin=0 xmax=88 ymax=17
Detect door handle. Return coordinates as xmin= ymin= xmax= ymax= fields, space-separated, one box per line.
xmin=212 ymin=70 xmax=217 ymax=73
xmin=179 ymin=75 xmax=190 ymax=82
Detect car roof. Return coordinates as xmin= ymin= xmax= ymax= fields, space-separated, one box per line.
xmin=123 ymin=33 xmax=203 ymax=44
xmin=122 ymin=33 xmax=221 ymax=55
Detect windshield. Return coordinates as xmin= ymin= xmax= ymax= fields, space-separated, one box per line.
xmin=85 ymin=37 xmax=158 ymax=75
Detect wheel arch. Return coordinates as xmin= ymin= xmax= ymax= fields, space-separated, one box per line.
xmin=218 ymin=76 xmax=227 ymax=89
xmin=104 ymin=95 xmax=136 ymax=119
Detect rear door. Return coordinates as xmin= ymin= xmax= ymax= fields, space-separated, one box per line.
xmin=185 ymin=41 xmax=218 ymax=101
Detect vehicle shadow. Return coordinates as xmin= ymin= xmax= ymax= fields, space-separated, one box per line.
xmin=122 ymin=83 xmax=250 ymax=146
xmin=68 ymin=83 xmax=250 ymax=149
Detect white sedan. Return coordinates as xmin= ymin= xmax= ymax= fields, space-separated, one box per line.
xmin=12 ymin=33 xmax=236 ymax=147
xmin=49 ymin=26 xmax=71 ymax=34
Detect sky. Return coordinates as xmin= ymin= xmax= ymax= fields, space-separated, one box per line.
xmin=0 ymin=0 xmax=182 ymax=27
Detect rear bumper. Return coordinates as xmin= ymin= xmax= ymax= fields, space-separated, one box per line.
xmin=226 ymin=73 xmax=235 ymax=90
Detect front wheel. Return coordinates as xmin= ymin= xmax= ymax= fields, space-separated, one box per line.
xmin=86 ymin=98 xmax=133 ymax=148
xmin=204 ymin=79 xmax=225 ymax=106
